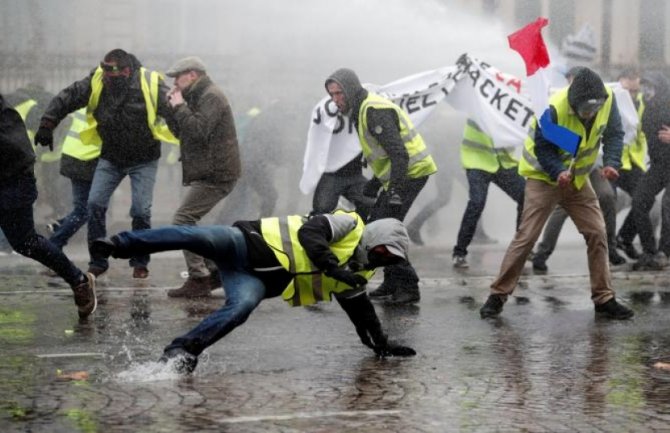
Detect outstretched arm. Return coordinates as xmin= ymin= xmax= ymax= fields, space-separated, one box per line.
xmin=336 ymin=292 xmax=416 ymax=357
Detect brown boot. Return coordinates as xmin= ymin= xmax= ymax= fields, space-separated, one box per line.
xmin=167 ymin=276 xmax=212 ymax=298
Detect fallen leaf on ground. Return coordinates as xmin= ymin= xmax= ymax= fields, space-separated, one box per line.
xmin=56 ymin=371 xmax=90 ymax=381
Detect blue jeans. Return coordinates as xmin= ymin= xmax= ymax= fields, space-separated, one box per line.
xmin=87 ymin=158 xmax=158 ymax=270
xmin=454 ymin=168 xmax=525 ymax=257
xmin=0 ymin=174 xmax=83 ymax=286
xmin=113 ymin=225 xmax=266 ymax=356
xmin=50 ymin=178 xmax=92 ymax=249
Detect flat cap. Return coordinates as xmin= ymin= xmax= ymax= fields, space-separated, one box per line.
xmin=166 ymin=56 xmax=207 ymax=77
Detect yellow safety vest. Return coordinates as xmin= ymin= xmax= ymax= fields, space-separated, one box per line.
xmin=460 ymin=119 xmax=518 ymax=172
xmin=621 ymin=93 xmax=647 ymax=172
xmin=62 ymin=108 xmax=100 ymax=161
xmin=260 ymin=211 xmax=375 ymax=307
xmin=357 ymin=93 xmax=437 ymax=188
xmin=519 ymin=86 xmax=614 ymax=190
xmin=14 ymin=98 xmax=61 ymax=163
xmin=79 ymin=66 xmax=179 ymax=146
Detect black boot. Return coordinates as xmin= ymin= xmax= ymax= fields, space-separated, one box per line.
xmin=480 ymin=294 xmax=505 ymax=318
xmin=594 ymin=298 xmax=634 ymax=320
xmin=388 ymin=286 xmax=420 ymax=304
xmin=368 ymin=282 xmax=395 ymax=299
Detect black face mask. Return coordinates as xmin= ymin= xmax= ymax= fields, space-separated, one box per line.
xmin=104 ymin=75 xmax=130 ymax=93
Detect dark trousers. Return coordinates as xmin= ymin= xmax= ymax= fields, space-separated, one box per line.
xmin=368 ymin=176 xmax=429 ymax=289
xmin=454 ymin=167 xmax=525 ymax=257
xmin=312 ymin=172 xmax=374 ymax=220
xmin=614 ymin=166 xmax=644 ymax=245
xmin=630 ymin=164 xmax=670 ymax=254
xmin=0 ymin=174 xmax=82 ymax=286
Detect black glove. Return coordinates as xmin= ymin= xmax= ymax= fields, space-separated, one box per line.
xmin=34 ymin=126 xmax=54 ymax=151
xmin=363 ymin=178 xmax=382 ymax=198
xmin=374 ymin=342 xmax=416 ymax=357
xmin=325 ymin=267 xmax=368 ymax=288
xmin=387 ymin=187 xmax=402 ymax=207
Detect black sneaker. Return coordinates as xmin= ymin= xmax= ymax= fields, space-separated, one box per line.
xmin=369 ymin=283 xmax=395 ymax=299
xmin=609 ymin=249 xmax=626 ymax=266
xmin=387 ymin=288 xmax=420 ymax=305
xmin=617 ymin=237 xmax=640 ymax=260
xmin=480 ymin=294 xmax=504 ymax=318
xmin=532 ymin=255 xmax=548 ymax=272
xmin=594 ymin=298 xmax=634 ymax=320
xmin=158 ymin=347 xmax=198 ymax=374
xmin=632 ymin=253 xmax=664 ymax=271
xmin=72 ymin=272 xmax=97 ymax=319
xmin=87 ymin=265 xmax=107 ymax=278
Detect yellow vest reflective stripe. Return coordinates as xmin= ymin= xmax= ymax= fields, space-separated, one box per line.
xmin=357 ymin=93 xmax=437 ymax=188
xmin=14 ymin=99 xmax=38 ymax=142
xmin=79 ymin=66 xmax=179 ymax=146
xmin=621 ymin=94 xmax=647 ymax=172
xmin=519 ymin=86 xmax=614 ymax=190
xmin=14 ymin=99 xmax=37 ymax=122
xmin=14 ymin=99 xmax=62 ymax=162
xmin=260 ymin=211 xmax=375 ymax=307
xmin=62 ymin=108 xmax=100 ymax=161
xmin=460 ymin=119 xmax=518 ymax=172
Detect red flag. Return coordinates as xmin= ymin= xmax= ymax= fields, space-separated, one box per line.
xmin=508 ymin=17 xmax=550 ymax=76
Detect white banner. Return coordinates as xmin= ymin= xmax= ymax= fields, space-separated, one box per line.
xmin=300 ymin=54 xmax=639 ymax=195
xmin=300 ymin=66 xmax=459 ymax=194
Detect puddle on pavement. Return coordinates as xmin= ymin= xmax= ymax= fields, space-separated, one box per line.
xmin=3 ymin=269 xmax=670 ymax=432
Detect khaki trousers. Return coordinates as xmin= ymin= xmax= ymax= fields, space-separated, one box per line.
xmin=490 ymin=178 xmax=615 ymax=305
xmin=173 ymin=180 xmax=237 ymax=278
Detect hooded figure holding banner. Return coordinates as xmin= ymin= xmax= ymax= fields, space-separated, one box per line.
xmin=324 ymin=68 xmax=437 ymax=305
xmin=480 ymin=67 xmax=634 ymax=321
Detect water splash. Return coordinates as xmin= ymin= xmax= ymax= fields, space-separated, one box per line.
xmin=115 ymin=359 xmax=184 ymax=383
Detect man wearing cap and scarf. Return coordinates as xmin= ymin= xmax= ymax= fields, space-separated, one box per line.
xmin=480 ymin=67 xmax=634 ymax=320
xmin=162 ymin=56 xmax=241 ymax=298
xmin=324 ymin=68 xmax=437 ymax=305
xmin=91 ymin=211 xmax=416 ymax=373
xmin=34 ymin=48 xmax=177 ymax=280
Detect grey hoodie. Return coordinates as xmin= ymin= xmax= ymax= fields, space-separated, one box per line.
xmin=325 ymin=68 xmax=368 ymax=118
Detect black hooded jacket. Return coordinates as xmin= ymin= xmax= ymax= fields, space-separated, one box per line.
xmin=535 ymin=67 xmax=624 ymax=180
xmin=0 ymin=94 xmax=35 ymax=183
xmin=325 ymin=68 xmax=409 ymax=189
xmin=641 ymin=71 xmax=670 ymax=164
xmin=41 ymin=53 xmax=173 ymax=168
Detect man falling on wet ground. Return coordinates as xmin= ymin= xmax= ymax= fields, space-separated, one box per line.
xmin=480 ymin=67 xmax=634 ymax=320
xmin=92 ymin=211 xmax=416 ymax=373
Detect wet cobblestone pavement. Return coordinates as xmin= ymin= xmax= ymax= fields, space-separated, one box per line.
xmin=2 ymin=244 xmax=670 ymax=432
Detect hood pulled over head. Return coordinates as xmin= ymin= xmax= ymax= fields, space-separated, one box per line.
xmin=567 ymin=67 xmax=608 ymax=114
xmin=358 ymin=218 xmax=409 ymax=262
xmin=325 ymin=68 xmax=365 ymax=114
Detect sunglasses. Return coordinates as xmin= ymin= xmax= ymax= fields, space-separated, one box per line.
xmin=577 ymin=98 xmax=605 ymax=117
xmin=100 ymin=62 xmax=122 ymax=73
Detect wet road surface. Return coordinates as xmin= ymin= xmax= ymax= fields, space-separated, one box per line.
xmin=1 ymin=243 xmax=670 ymax=432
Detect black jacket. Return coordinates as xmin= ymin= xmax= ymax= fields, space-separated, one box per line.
xmin=41 ymin=55 xmax=173 ymax=168
xmin=641 ymin=71 xmax=670 ymax=164
xmin=0 ymin=94 xmax=35 ymax=183
xmin=326 ymin=68 xmax=409 ymax=189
